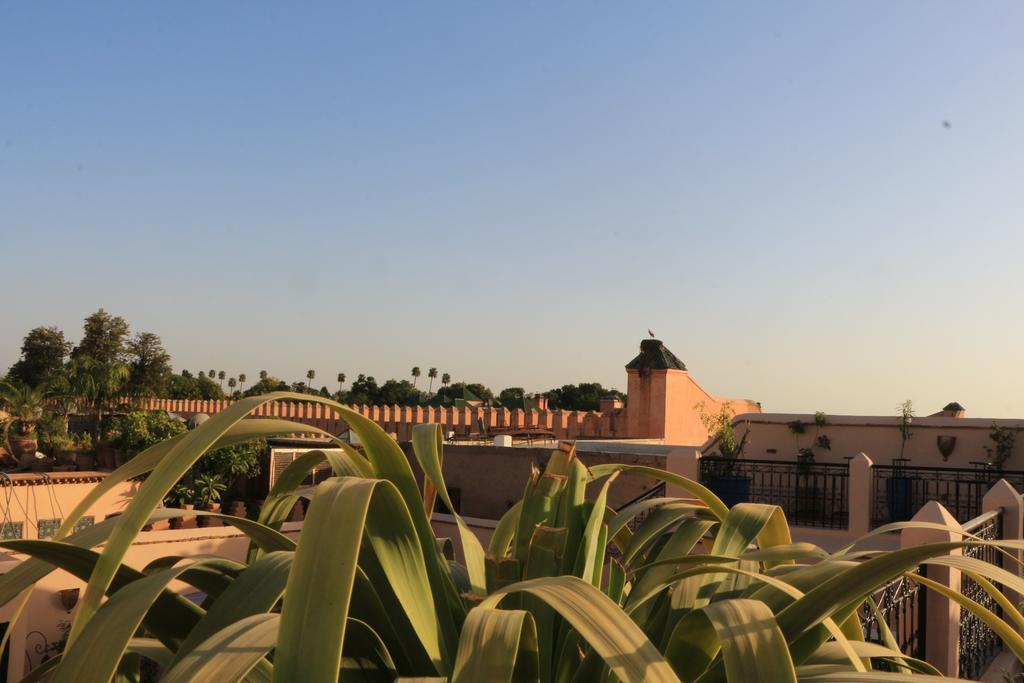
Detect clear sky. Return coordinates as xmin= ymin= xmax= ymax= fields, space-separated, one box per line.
xmin=2 ymin=3 xmax=1022 ymax=416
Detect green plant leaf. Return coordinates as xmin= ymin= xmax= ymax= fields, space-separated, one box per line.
xmin=489 ymin=501 xmax=522 ymax=559
xmin=162 ymin=613 xmax=280 ymax=683
xmin=56 ymin=560 xmax=226 ymax=683
xmin=482 ymin=575 xmax=680 ymax=683
xmin=169 ymin=551 xmax=292 ymax=668
xmin=589 ymin=464 xmax=728 ymax=520
xmin=412 ymin=423 xmax=487 ymax=594
xmin=692 ymin=599 xmax=797 ymax=683
xmin=575 ymin=472 xmax=617 ymax=586
xmin=274 ymin=476 xmax=449 ymax=682
xmin=68 ymin=396 xmax=327 ymax=643
xmin=452 ymin=608 xmax=540 ymax=683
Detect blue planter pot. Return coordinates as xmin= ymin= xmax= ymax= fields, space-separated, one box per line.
xmin=708 ymin=476 xmax=752 ymax=508
xmin=886 ymin=477 xmax=913 ymax=522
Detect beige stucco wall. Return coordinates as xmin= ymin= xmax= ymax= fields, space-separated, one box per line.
xmin=0 ymin=473 xmax=143 ymax=540
xmin=401 ymin=443 xmax=666 ymax=521
xmin=715 ymin=413 xmax=1022 ymax=469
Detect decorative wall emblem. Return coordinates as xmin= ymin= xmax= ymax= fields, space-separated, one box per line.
xmin=937 ymin=435 xmax=957 ymax=461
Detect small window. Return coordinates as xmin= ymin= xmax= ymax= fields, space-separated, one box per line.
xmin=37 ymin=519 xmax=62 ymax=539
xmin=0 ymin=523 xmax=23 ymax=540
xmin=73 ymin=516 xmax=95 ymax=534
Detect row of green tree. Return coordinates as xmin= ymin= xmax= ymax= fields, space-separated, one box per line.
xmin=4 ymin=310 xmax=625 ymax=411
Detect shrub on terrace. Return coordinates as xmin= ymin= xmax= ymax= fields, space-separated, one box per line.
xmin=0 ymin=392 xmax=1020 ymax=682
xmin=108 ymin=410 xmax=187 ymax=456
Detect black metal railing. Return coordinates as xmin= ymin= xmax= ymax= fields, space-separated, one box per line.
xmin=698 ymin=457 xmax=848 ymax=529
xmin=859 ymin=570 xmax=926 ymax=667
xmin=872 ymin=463 xmax=1024 ymax=525
xmin=958 ymin=509 xmax=1004 ymax=680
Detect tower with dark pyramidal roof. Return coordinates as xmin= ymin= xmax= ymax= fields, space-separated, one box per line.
xmin=623 ymin=338 xmax=760 ymax=444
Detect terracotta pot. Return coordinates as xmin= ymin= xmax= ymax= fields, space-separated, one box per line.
xmin=10 ymin=436 xmax=37 ymax=457
xmin=169 ymin=503 xmax=197 ymax=529
xmin=96 ymin=447 xmax=117 ymax=470
xmin=196 ymin=503 xmax=222 ymax=527
xmin=74 ymin=452 xmax=96 ymax=470
xmin=55 ymin=450 xmax=77 ymax=467
xmin=182 ymin=503 xmax=197 ymax=529
xmin=30 ymin=457 xmax=55 ymax=472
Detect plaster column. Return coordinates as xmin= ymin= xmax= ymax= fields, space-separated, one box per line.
xmin=982 ymin=479 xmax=1024 ymax=618
xmin=664 ymin=447 xmax=701 ymax=499
xmin=848 ymin=453 xmax=874 ymax=536
xmin=901 ymin=501 xmax=962 ymax=676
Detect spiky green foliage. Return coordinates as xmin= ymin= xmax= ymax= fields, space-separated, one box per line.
xmin=1 ymin=392 xmax=1020 ymax=682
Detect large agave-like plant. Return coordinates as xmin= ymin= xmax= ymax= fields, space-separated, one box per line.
xmin=1 ymin=392 xmax=1022 ymax=682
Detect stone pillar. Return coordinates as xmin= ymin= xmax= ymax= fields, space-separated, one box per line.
xmin=665 ymin=447 xmax=701 ymax=498
xmin=982 ymin=479 xmax=1024 ymax=613
xmin=848 ymin=453 xmax=874 ymax=536
xmin=901 ymin=501 xmax=962 ymax=676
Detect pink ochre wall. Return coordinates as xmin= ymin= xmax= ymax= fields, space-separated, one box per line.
xmin=623 ymin=367 xmax=761 ymax=445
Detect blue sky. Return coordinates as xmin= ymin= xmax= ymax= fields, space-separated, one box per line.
xmin=2 ymin=3 xmax=1022 ymax=416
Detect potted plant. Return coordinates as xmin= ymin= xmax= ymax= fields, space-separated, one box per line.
xmin=73 ymin=433 xmax=96 ymax=470
xmin=698 ymin=403 xmax=751 ymax=507
xmin=166 ymin=484 xmax=195 ymax=530
xmin=194 ymin=474 xmax=227 ymax=527
xmin=0 ymin=380 xmax=48 ymax=466
xmin=793 ymin=447 xmax=820 ymax=521
xmin=44 ymin=432 xmax=77 ymax=467
xmin=886 ymin=400 xmax=915 ymax=522
xmin=30 ymin=452 xmax=56 ymax=472
xmin=95 ymin=440 xmax=119 ymax=470
xmin=984 ymin=422 xmax=1017 ymax=477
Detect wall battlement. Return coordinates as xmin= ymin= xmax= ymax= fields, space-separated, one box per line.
xmin=139 ymin=397 xmax=629 ymax=442
xmin=140 ymin=339 xmax=761 ymax=445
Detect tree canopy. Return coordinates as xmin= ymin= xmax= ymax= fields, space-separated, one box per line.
xmin=544 ymin=382 xmax=625 ymax=411
xmin=71 ymin=308 xmax=130 ymax=364
xmin=167 ymin=372 xmax=223 ymax=400
xmin=126 ymin=332 xmax=173 ymax=397
xmin=7 ymin=326 xmax=72 ymax=387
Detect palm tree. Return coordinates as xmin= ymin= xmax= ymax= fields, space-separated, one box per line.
xmin=238 ymin=373 xmax=247 ymax=392
xmin=217 ymin=370 xmax=226 ymax=389
xmin=337 ymin=373 xmax=346 ymax=392
xmin=65 ymin=357 xmax=129 ymax=445
xmin=427 ymin=368 xmax=438 ymax=395
xmin=198 ymin=371 xmax=207 ymax=379
xmin=228 ymin=377 xmax=237 ymax=393
xmin=441 ymin=373 xmax=451 ymax=389
xmin=306 ymin=370 xmax=316 ymax=392
xmin=259 ymin=370 xmax=268 ymax=381
xmin=209 ymin=369 xmax=216 ymax=379
xmin=411 ymin=366 xmax=421 ymax=387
